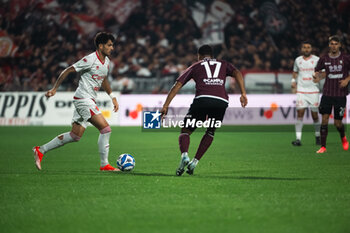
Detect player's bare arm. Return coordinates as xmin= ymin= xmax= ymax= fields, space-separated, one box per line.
xmin=46 ymin=66 xmax=76 ymax=98
xmin=233 ymin=70 xmax=248 ymax=108
xmin=312 ymin=71 xmax=326 ymax=83
xmin=161 ymin=81 xmax=183 ymax=116
xmin=102 ymin=78 xmax=119 ymax=112
xmin=291 ymin=72 xmax=297 ymax=89
xmin=339 ymin=75 xmax=350 ymax=88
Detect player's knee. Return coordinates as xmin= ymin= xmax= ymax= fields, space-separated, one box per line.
xmin=100 ymin=125 xmax=111 ymax=134
xmin=334 ymin=121 xmax=342 ymax=128
xmin=181 ymin=128 xmax=193 ymax=135
xmin=69 ymin=132 xmax=81 ymax=142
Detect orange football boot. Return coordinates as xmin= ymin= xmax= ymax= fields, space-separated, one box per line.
xmin=316 ymin=147 xmax=327 ymax=154
xmin=32 ymin=146 xmax=44 ymax=170
xmin=100 ymin=164 xmax=120 ymax=171
xmin=342 ymin=136 xmax=349 ymax=151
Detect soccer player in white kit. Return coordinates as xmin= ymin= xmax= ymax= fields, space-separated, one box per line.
xmin=291 ymin=41 xmax=321 ymax=146
xmin=32 ymin=32 xmax=119 ymax=171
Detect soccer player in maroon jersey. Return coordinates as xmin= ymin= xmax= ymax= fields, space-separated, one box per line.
xmin=160 ymin=44 xmax=248 ymax=176
xmin=313 ymin=35 xmax=350 ymax=153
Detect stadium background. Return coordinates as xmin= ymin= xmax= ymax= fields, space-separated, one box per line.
xmin=1 ymin=1 xmax=350 ymax=233
xmin=1 ymin=0 xmax=350 ymax=126
xmin=1 ymin=0 xmax=349 ymax=94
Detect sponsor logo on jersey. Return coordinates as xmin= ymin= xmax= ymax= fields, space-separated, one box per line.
xmin=328 ymin=74 xmax=343 ymax=79
xmin=329 ymin=65 xmax=342 ymax=72
xmin=203 ymin=78 xmax=224 ymax=85
xmin=91 ymin=74 xmax=104 ymax=80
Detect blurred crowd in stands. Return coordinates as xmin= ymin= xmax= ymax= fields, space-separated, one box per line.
xmin=0 ymin=0 xmax=349 ymax=93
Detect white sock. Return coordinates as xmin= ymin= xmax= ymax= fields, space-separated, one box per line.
xmin=314 ymin=120 xmax=321 ymax=137
xmin=40 ymin=132 xmax=78 ymax=154
xmin=181 ymin=152 xmax=188 ymax=158
xmin=191 ymin=158 xmax=199 ymax=166
xmin=295 ymin=118 xmax=303 ymax=140
xmin=98 ymin=132 xmax=111 ymax=167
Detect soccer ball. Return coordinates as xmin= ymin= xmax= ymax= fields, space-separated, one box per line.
xmin=117 ymin=153 xmax=135 ymax=171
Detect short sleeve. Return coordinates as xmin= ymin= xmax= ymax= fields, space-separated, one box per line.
xmin=72 ymin=56 xmax=92 ymax=72
xmin=314 ymin=56 xmax=324 ymax=72
xmin=226 ymin=62 xmax=237 ymax=76
xmin=293 ymin=58 xmax=298 ymax=72
xmin=176 ymin=66 xmax=193 ymax=85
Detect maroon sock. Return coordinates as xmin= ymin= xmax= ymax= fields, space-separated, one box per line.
xmin=336 ymin=124 xmax=345 ymax=139
xmin=179 ymin=133 xmax=190 ymax=153
xmin=195 ymin=133 xmax=214 ymax=160
xmin=320 ymin=125 xmax=328 ymax=147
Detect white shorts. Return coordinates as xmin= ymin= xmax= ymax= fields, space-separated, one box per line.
xmin=72 ymin=98 xmax=101 ymax=128
xmin=296 ymin=92 xmax=320 ymax=112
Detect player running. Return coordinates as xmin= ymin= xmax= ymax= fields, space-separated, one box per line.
xmin=313 ymin=35 xmax=350 ymax=153
xmin=32 ymin=32 xmax=120 ymax=171
xmin=160 ymin=44 xmax=247 ymax=176
xmin=291 ymin=41 xmax=321 ymax=146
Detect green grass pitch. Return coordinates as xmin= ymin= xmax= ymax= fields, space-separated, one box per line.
xmin=0 ymin=126 xmax=350 ymax=233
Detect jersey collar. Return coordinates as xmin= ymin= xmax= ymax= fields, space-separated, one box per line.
xmin=96 ymin=51 xmax=105 ymax=65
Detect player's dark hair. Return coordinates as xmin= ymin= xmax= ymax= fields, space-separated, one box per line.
xmin=301 ymin=41 xmax=312 ymax=46
xmin=329 ymin=35 xmax=341 ymax=43
xmin=94 ymin=32 xmax=115 ymax=49
xmin=198 ymin=44 xmax=213 ymax=57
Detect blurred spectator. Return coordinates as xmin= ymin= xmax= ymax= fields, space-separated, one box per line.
xmin=111 ymin=76 xmax=135 ymax=94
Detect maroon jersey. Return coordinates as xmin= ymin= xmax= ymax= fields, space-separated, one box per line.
xmin=176 ymin=58 xmax=236 ymax=102
xmin=315 ymin=52 xmax=350 ymax=97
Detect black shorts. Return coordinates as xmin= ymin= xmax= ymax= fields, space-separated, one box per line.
xmin=184 ymin=97 xmax=228 ymax=132
xmin=319 ymin=95 xmax=347 ymax=120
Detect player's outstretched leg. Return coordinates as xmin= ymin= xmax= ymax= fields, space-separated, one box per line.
xmin=89 ymin=114 xmax=119 ymax=171
xmin=187 ymin=130 xmax=214 ymax=175
xmin=32 ymin=130 xmax=81 ymax=170
xmin=98 ymin=126 xmax=119 ymax=171
xmin=176 ymin=132 xmax=191 ymax=176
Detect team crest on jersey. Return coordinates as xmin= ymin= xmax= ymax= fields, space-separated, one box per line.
xmin=340 ymin=60 xmax=343 ymax=64
xmin=311 ymin=61 xmax=314 ymax=64
xmin=83 ymin=58 xmax=87 ymax=62
xmin=96 ymin=66 xmax=99 ymax=70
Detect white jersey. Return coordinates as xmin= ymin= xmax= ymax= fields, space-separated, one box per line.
xmin=293 ymin=55 xmax=320 ymax=93
xmin=72 ymin=51 xmax=110 ymax=100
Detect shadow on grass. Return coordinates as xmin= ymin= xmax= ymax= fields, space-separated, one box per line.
xmin=122 ymin=172 xmax=312 ymax=181
xmin=0 ymin=170 xmax=312 ymax=181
